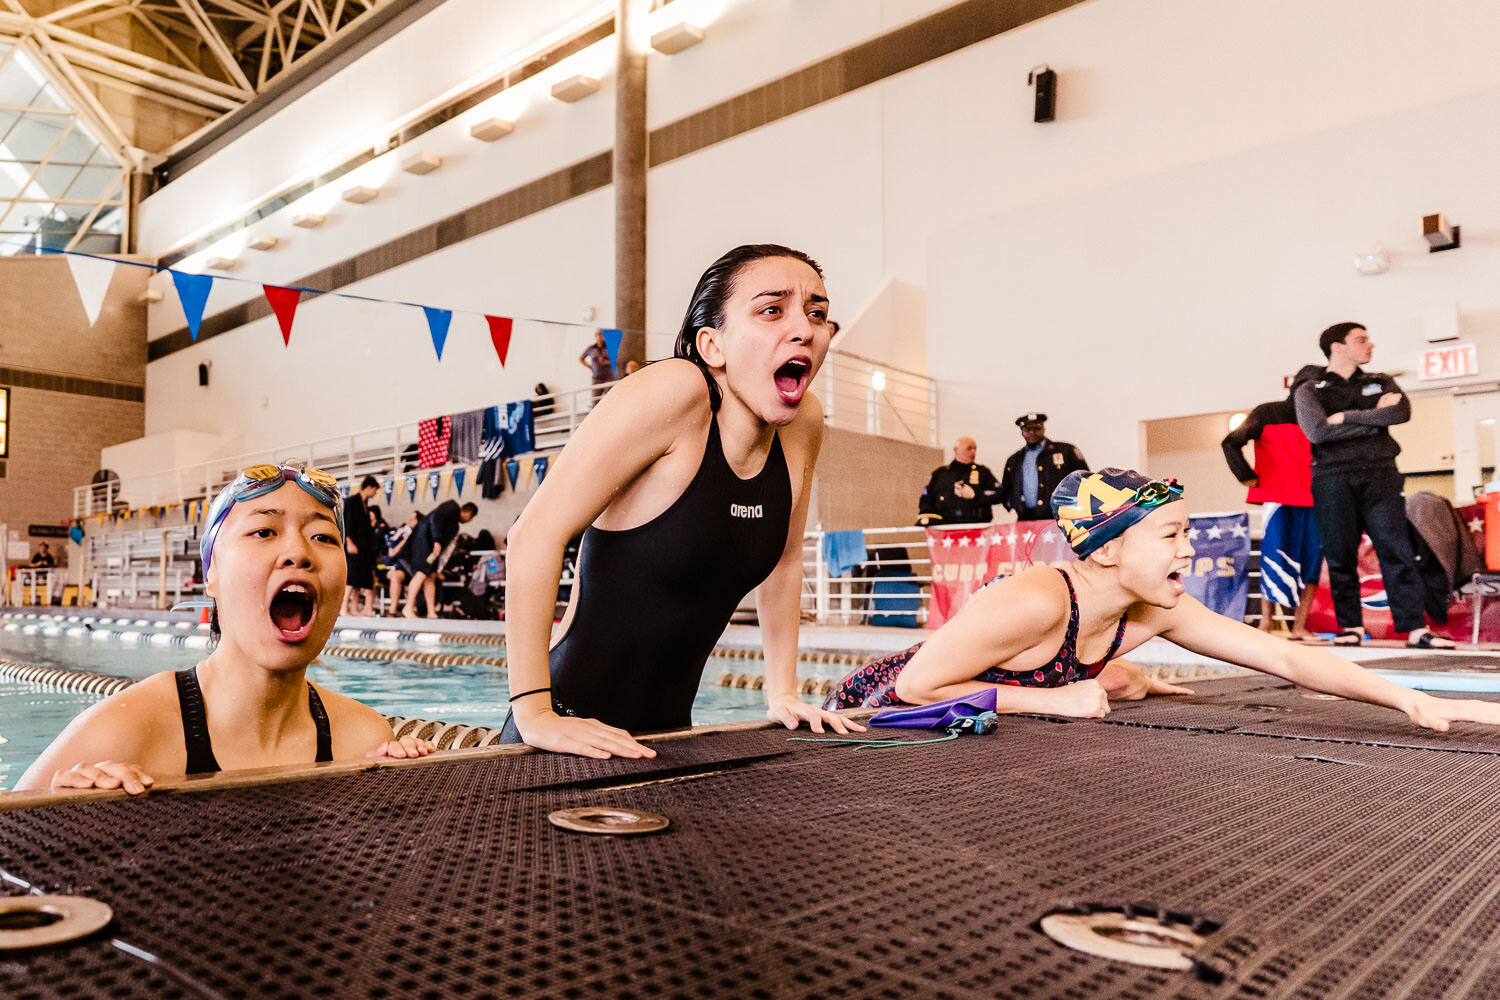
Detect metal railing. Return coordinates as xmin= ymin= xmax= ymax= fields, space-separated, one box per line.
xmin=6 ymin=568 xmax=59 ymax=607
xmin=818 ymin=350 xmax=937 ymax=446
xmin=74 ymin=381 xmax=617 ymax=518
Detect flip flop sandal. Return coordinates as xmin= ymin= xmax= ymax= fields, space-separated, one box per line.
xmin=1332 ymin=630 xmax=1363 ymax=646
xmin=1407 ymin=631 xmax=1456 ymax=650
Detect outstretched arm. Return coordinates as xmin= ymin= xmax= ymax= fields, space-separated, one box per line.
xmin=1160 ymin=596 xmax=1500 ymax=730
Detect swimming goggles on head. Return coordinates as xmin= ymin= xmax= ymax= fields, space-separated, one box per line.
xmin=200 ymin=461 xmax=344 ymax=572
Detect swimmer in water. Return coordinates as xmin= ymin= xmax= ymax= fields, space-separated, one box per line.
xmin=17 ymin=461 xmax=434 ymax=794
xmin=501 ymin=244 xmax=864 ymax=757
xmin=828 ymin=467 xmax=1500 ymax=731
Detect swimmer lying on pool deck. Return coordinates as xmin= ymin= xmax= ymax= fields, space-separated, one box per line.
xmin=15 ymin=461 xmax=434 ymax=795
xmin=827 ymin=467 xmax=1500 ymax=731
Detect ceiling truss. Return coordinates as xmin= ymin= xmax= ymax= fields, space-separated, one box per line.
xmin=0 ymin=0 xmax=384 ymax=165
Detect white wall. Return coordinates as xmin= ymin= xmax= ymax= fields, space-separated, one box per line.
xmin=129 ymin=0 xmax=1500 ymax=478
xmin=930 ymin=82 xmax=1500 ymax=480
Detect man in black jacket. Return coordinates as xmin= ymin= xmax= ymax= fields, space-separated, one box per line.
xmin=999 ymin=413 xmax=1089 ymax=521
xmin=1292 ymin=321 xmax=1451 ymax=648
xmin=917 ymin=437 xmax=1001 ymax=525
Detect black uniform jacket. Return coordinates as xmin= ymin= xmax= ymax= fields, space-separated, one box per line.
xmin=999 ymin=440 xmax=1089 ymax=521
xmin=918 ymin=461 xmax=1002 ymax=525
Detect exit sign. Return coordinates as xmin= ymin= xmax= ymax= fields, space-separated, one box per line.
xmin=1420 ymin=343 xmax=1477 ymax=380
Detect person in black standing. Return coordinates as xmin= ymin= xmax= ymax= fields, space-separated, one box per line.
xmin=1292 ymin=322 xmax=1453 ymax=648
xmin=999 ymin=413 xmax=1089 ymax=521
xmin=917 ymin=436 xmax=1002 ymax=526
xmin=341 ymin=476 xmax=379 ymax=617
xmin=402 ymin=499 xmax=477 ymax=619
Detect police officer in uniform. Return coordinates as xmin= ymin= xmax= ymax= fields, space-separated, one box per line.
xmin=999 ymin=413 xmax=1089 ymax=521
xmin=917 ymin=437 xmax=1002 ymax=525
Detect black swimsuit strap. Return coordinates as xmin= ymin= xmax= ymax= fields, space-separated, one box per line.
xmin=307 ymin=685 xmax=333 ymax=763
xmin=175 ymin=666 xmax=222 ymax=775
xmin=176 ymin=667 xmax=334 ymax=772
xmin=1057 ymin=568 xmax=1130 ymax=670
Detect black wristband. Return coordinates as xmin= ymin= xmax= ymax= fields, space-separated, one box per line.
xmin=509 ymin=686 xmax=552 ymax=704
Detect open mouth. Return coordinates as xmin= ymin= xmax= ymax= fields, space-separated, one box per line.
xmin=774 ymin=356 xmax=811 ymax=404
xmin=269 ymin=582 xmax=317 ymax=642
xmin=1167 ymin=570 xmax=1186 ymax=595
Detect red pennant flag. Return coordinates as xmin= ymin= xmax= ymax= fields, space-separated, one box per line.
xmin=486 ymin=315 xmax=513 ymax=367
xmin=263 ymin=285 xmax=302 ymax=346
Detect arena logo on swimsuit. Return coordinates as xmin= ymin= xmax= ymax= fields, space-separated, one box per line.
xmin=729 ymin=504 xmax=764 ymax=519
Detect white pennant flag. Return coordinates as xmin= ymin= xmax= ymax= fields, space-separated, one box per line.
xmin=64 ymin=253 xmax=117 ymax=327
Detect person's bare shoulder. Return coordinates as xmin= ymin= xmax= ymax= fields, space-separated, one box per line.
xmin=313 ymin=684 xmax=398 ymax=760
xmin=965 ymin=565 xmax=1070 ymax=628
xmin=13 ymin=671 xmax=184 ymax=790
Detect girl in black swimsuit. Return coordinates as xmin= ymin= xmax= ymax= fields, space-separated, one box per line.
xmin=18 ymin=461 xmax=433 ymax=794
xmin=502 ymin=245 xmax=864 ymax=757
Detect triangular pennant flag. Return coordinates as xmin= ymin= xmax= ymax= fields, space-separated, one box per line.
xmin=170 ymin=270 xmax=214 ymax=342
xmin=65 ymin=253 xmax=116 ymax=327
xmin=452 ymin=466 xmax=467 ymax=497
xmin=505 ymin=459 xmax=520 ymax=490
xmin=183 ymin=501 xmax=192 ymax=521
xmin=383 ymin=478 xmax=394 ymax=505
xmin=532 ymin=455 xmax=549 ymax=486
xmin=406 ymin=475 xmax=418 ymax=502
xmin=521 ymin=462 xmax=534 ymax=491
xmin=486 ymin=315 xmax=513 ymax=367
xmin=600 ymin=328 xmax=624 ymax=372
xmin=440 ymin=469 xmax=453 ymax=498
xmin=427 ymin=470 xmax=441 ymax=499
xmin=423 ymin=307 xmax=453 ymax=360
xmin=69 ymin=524 xmax=83 ymax=546
xmin=263 ymin=285 xmax=301 ymax=346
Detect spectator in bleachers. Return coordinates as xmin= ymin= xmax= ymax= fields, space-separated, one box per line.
xmin=402 ymin=499 xmax=478 ymax=619
xmin=533 ymin=382 xmax=555 ymax=419
xmin=624 ymin=359 xmax=641 ymax=376
xmin=580 ymin=331 xmax=613 ymax=404
xmin=342 ymin=476 xmax=380 ymax=617
xmin=29 ymin=542 xmax=55 ymax=568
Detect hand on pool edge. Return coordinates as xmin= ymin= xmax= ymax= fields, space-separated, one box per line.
xmin=51 ymin=760 xmax=154 ymax=795
xmin=369 ymin=735 xmax=437 ymax=759
xmin=1407 ymin=693 xmax=1500 ymax=732
xmin=517 ymin=712 xmax=656 ymax=760
xmin=766 ymin=698 xmax=866 ymax=735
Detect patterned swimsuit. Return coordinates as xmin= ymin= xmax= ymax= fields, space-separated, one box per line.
xmin=824 ymin=568 xmax=1129 ymax=710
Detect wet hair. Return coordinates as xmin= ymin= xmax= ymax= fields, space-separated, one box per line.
xmin=209 ymin=605 xmax=221 ymax=644
xmin=360 ymin=475 xmax=380 ymax=490
xmin=674 ymin=244 xmax=823 ymax=411
xmin=1319 ymin=322 xmax=1365 ymax=358
xmin=460 ymin=502 xmax=479 ymax=518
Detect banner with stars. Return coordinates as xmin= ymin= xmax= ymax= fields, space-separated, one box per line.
xmin=925 ymin=513 xmax=1252 ymax=628
xmin=1182 ymin=512 xmax=1252 ymax=621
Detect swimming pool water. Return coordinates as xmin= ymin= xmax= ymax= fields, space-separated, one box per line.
xmin=0 ymin=627 xmax=810 ymax=790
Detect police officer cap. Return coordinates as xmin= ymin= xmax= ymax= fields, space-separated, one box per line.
xmin=1015 ymin=412 xmax=1047 ymax=427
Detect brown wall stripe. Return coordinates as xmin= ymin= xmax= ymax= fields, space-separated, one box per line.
xmin=1 ymin=367 xmax=145 ymax=403
xmin=148 ymin=0 xmax=1083 ymax=363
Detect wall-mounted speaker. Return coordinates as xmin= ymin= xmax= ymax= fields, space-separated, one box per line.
xmin=1028 ymin=65 xmax=1057 ymax=123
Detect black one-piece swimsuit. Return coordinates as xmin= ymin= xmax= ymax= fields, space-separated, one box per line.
xmin=500 ymin=414 xmax=792 ymax=740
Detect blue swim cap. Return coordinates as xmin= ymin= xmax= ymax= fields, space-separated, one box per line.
xmin=1051 ymin=468 xmax=1183 ymax=558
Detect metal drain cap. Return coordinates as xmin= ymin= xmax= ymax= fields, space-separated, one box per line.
xmin=1040 ymin=911 xmax=1204 ymax=970
xmin=548 ymin=807 xmax=670 ymax=835
xmin=0 ymin=895 xmax=113 ymax=949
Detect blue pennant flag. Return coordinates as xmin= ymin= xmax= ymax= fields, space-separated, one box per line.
xmin=69 ymin=524 xmax=84 ymax=546
xmin=383 ymin=478 xmax=394 ymax=504
xmin=427 ymin=470 xmax=441 ymax=499
xmin=600 ymin=328 xmax=623 ymax=373
xmin=406 ymin=475 xmax=418 ymax=502
xmin=1183 ymin=513 xmax=1252 ymax=620
xmin=423 ymin=307 xmax=452 ymax=360
xmin=183 ymin=501 xmax=192 ymax=521
xmin=505 ymin=458 xmax=520 ymax=490
xmin=532 ymin=455 xmax=549 ymax=486
xmin=170 ymin=270 xmax=214 ymax=342
xmin=452 ymin=467 xmax=466 ymax=496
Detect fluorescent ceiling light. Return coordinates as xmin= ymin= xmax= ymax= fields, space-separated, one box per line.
xmin=651 ymin=22 xmax=705 ymax=54
xmin=470 ymin=117 xmax=515 ymax=141
xmin=402 ymin=151 xmax=441 ymax=175
xmin=550 ymin=74 xmax=600 ymax=103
